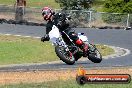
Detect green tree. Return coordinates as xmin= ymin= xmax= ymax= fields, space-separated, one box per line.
xmin=124 ymin=0 xmax=130 ymax=3
xmin=102 ymin=0 xmax=132 ymax=24
xmin=55 ymin=0 xmax=93 ymax=10
xmin=122 ymin=2 xmax=132 ymax=13
xmin=103 ymin=0 xmax=132 ymax=13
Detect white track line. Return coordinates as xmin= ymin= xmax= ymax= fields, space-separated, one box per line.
xmin=4 ymin=34 xmax=12 ymax=36
xmin=0 ymin=33 xmax=41 ymax=39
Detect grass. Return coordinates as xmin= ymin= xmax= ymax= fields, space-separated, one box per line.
xmin=0 ymin=35 xmax=114 ymax=65
xmin=0 ymin=35 xmax=58 ymax=65
xmin=0 ymin=79 xmax=131 ymax=88
xmin=96 ymin=44 xmax=114 ymax=56
xmin=0 ymin=0 xmax=60 ymax=9
xmin=0 ymin=0 xmax=105 ymax=11
xmin=91 ymin=0 xmax=105 ymax=12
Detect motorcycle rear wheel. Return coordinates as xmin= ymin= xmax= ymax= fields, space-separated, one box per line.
xmin=88 ymin=44 xmax=102 ymax=63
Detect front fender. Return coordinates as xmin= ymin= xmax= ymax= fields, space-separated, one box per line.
xmin=78 ymin=33 xmax=88 ymax=42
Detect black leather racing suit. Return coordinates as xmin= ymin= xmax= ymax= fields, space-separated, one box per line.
xmin=41 ymin=13 xmax=79 ymax=43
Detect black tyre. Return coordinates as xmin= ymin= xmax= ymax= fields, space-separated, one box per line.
xmin=74 ymin=52 xmax=82 ymax=61
xmin=76 ymin=75 xmax=86 ymax=85
xmin=55 ymin=45 xmax=75 ymax=65
xmin=88 ymin=44 xmax=102 ymax=63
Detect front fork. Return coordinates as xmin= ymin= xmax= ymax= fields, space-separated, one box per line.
xmin=55 ymin=37 xmax=69 ymax=52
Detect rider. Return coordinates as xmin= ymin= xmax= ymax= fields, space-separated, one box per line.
xmin=41 ymin=7 xmax=88 ymax=57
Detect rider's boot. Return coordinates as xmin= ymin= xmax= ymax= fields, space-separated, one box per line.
xmin=82 ymin=43 xmax=89 ymax=57
xmin=75 ymin=39 xmax=88 ymax=57
xmin=41 ymin=34 xmax=50 ymax=42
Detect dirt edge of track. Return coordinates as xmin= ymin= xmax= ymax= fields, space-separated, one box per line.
xmin=0 ymin=67 xmax=132 ymax=85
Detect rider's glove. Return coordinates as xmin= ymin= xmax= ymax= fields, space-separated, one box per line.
xmin=41 ymin=34 xmax=50 ymax=42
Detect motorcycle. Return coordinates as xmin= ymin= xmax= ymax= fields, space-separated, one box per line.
xmin=48 ymin=25 xmax=102 ymax=65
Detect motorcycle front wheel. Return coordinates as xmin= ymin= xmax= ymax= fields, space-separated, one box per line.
xmin=55 ymin=45 xmax=75 ymax=65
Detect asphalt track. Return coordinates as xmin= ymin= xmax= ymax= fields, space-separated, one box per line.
xmin=0 ymin=24 xmax=131 ymax=71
